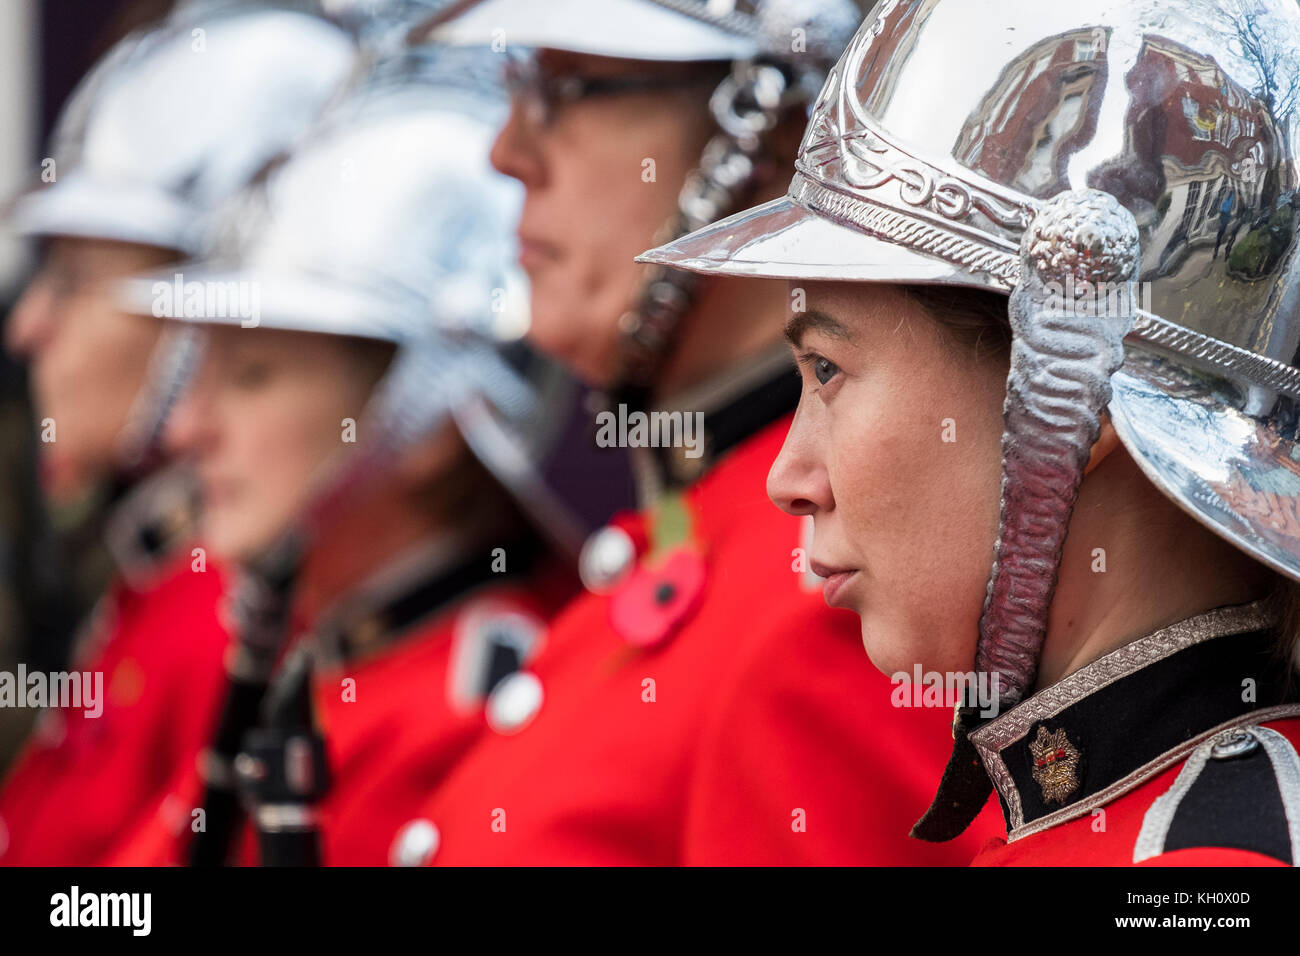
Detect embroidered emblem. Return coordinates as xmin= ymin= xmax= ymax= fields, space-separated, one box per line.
xmin=1029 ymin=725 xmax=1081 ymax=805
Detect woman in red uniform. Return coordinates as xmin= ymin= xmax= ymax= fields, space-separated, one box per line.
xmin=642 ymin=0 xmax=1300 ymax=864
xmin=0 ymin=3 xmax=354 ymax=866
xmin=107 ymin=43 xmax=578 ymax=867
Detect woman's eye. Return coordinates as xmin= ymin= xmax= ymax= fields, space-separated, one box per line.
xmin=230 ymin=362 xmax=271 ymax=389
xmin=812 ymin=356 xmax=840 ymax=386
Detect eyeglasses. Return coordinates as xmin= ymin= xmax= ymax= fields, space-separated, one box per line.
xmin=503 ymin=54 xmax=727 ymax=130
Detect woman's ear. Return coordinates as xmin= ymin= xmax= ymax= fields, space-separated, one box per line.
xmin=1084 ymin=414 xmax=1122 ymax=476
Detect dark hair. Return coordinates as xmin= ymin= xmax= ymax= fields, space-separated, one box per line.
xmin=903 ymin=284 xmax=1012 ymax=360
xmin=1266 ymin=579 xmax=1300 ymax=688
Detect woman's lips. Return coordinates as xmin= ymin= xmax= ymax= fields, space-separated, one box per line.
xmin=518 ymin=234 xmax=560 ymax=271
xmin=811 ymin=560 xmax=859 ymax=607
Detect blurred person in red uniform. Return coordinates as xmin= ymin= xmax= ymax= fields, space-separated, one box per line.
xmin=0 ymin=3 xmax=355 ymax=866
xmin=395 ymin=0 xmax=1003 ymax=865
xmin=107 ymin=40 xmax=581 ymax=867
xmin=643 ymin=0 xmax=1300 ymax=865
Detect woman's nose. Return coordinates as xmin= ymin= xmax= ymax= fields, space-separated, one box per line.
xmin=767 ymin=403 xmax=834 ymax=517
xmin=162 ymin=357 xmax=217 ymax=459
xmin=489 ymin=100 xmax=546 ymax=189
xmin=4 ymin=279 xmax=57 ymax=360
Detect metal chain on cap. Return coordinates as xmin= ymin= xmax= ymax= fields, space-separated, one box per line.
xmin=614 ymin=59 xmax=792 ymax=392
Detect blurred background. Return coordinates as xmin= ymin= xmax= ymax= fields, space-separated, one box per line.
xmin=0 ymin=0 xmax=186 ymax=772
xmin=0 ymin=0 xmax=647 ymax=773
xmin=0 ymin=0 xmax=884 ymax=773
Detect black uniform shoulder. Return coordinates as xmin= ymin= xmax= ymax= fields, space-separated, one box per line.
xmin=1134 ymin=722 xmax=1300 ymax=864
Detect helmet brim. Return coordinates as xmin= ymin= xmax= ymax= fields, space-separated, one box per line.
xmin=424 ymin=0 xmax=757 ymax=62
xmin=117 ymin=264 xmax=408 ymax=344
xmin=636 ymin=196 xmax=1012 ymax=290
xmin=9 ymin=173 xmax=193 ymax=252
xmin=1109 ymin=360 xmax=1300 ymax=584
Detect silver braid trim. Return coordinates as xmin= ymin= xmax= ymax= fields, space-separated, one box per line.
xmin=796 ymin=168 xmax=1300 ymax=401
xmin=1129 ymin=312 xmax=1300 ymax=400
xmin=792 ymin=173 xmax=1021 ymax=283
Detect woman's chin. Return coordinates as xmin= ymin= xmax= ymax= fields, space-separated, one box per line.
xmin=858 ymin=624 xmax=914 ymax=680
xmin=859 ymin=620 xmax=974 ymax=684
xmin=201 ymin=516 xmax=276 ymax=568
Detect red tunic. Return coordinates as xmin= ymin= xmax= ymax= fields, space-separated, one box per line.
xmin=106 ymin=558 xmax=573 ymax=866
xmin=0 ymin=556 xmax=231 ymax=866
xmin=405 ymin=417 xmax=1003 ymax=865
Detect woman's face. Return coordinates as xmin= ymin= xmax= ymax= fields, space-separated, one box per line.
xmin=767 ymin=282 xmax=1011 ymax=677
xmin=4 ymin=237 xmax=174 ymax=503
xmin=165 ymin=325 xmax=384 ymax=563
xmin=489 ymin=50 xmax=718 ymax=386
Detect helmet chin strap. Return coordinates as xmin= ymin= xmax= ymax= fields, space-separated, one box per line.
xmin=611 ymin=59 xmax=797 ymax=407
xmin=912 ymin=189 xmax=1141 ymax=842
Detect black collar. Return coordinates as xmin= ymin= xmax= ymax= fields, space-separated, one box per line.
xmin=311 ymin=534 xmax=541 ymax=666
xmin=970 ymin=601 xmax=1298 ymax=839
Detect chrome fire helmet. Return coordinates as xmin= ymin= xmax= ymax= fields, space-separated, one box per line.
xmin=322 ymin=0 xmax=457 ymax=51
xmin=9 ymin=2 xmax=355 ymax=255
xmin=418 ymin=0 xmax=861 ymax=392
xmin=120 ymin=43 xmax=583 ymax=556
xmin=640 ymin=0 xmax=1300 ymax=835
xmin=6 ymin=2 xmax=356 ymax=470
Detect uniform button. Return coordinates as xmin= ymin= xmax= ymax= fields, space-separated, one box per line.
xmin=486 ymin=671 xmax=543 ymax=735
xmin=390 ymin=819 xmax=440 ymax=867
xmin=1210 ymin=728 xmax=1259 ymax=760
xmin=160 ymin=794 xmax=188 ymax=835
xmin=579 ymin=526 xmax=636 ymax=594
